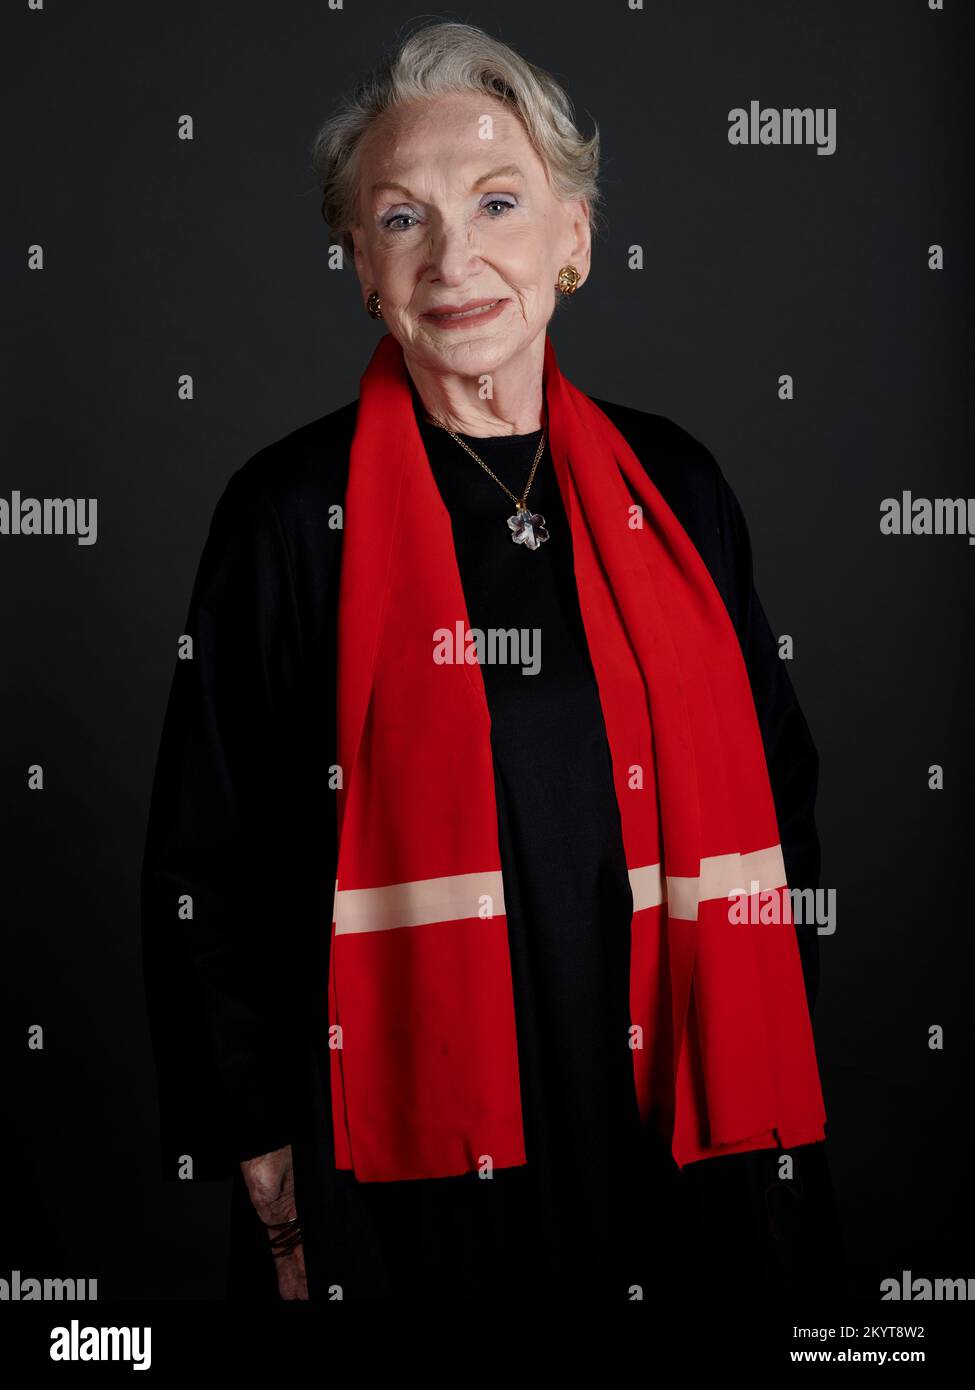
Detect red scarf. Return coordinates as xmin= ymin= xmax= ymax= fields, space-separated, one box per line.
xmin=328 ymin=330 xmax=826 ymax=1183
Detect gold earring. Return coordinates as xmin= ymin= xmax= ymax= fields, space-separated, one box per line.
xmin=366 ymin=291 xmax=383 ymax=319
xmin=556 ymin=265 xmax=581 ymax=296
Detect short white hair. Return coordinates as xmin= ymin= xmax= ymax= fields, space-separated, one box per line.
xmin=310 ymin=19 xmax=603 ymax=259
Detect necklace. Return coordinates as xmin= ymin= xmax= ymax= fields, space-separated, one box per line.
xmin=423 ymin=412 xmax=551 ymax=551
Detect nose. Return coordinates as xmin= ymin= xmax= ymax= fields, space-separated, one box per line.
xmin=425 ymin=218 xmax=483 ymax=286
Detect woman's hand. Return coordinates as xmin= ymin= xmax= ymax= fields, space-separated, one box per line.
xmin=239 ymin=1143 xmax=308 ymax=1300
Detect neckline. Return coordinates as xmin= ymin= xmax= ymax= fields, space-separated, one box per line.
xmin=411 ymin=385 xmax=545 ymax=445
xmin=422 ymin=421 xmax=545 ymax=446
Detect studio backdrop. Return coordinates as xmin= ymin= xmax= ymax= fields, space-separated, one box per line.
xmin=3 ymin=0 xmax=973 ymax=1307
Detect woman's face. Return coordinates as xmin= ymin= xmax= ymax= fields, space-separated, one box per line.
xmin=350 ymin=91 xmax=590 ymax=379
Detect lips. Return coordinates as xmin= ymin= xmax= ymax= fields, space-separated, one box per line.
xmin=423 ymin=298 xmax=504 ymax=320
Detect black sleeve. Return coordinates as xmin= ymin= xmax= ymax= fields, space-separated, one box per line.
xmin=140 ymin=467 xmax=305 ymax=1181
xmin=710 ymin=462 xmax=823 ymax=1014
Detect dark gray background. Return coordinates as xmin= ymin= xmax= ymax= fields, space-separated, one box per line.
xmin=3 ymin=0 xmax=972 ymax=1300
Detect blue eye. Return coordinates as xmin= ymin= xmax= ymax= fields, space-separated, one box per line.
xmin=383 ymin=198 xmax=517 ymax=232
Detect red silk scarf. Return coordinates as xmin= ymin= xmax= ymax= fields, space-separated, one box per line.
xmin=329 ymin=330 xmax=827 ymax=1183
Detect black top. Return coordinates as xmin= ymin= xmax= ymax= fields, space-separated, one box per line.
xmin=411 ymin=401 xmax=646 ymax=1280
xmin=141 ymin=388 xmax=842 ymax=1301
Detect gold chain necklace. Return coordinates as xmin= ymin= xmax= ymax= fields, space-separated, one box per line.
xmin=423 ymin=412 xmax=551 ymax=551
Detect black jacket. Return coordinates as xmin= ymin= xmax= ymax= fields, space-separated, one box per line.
xmin=140 ymin=396 xmax=822 ymax=1184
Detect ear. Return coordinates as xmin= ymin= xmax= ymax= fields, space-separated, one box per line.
xmin=560 ymin=197 xmax=592 ymax=286
xmin=349 ymin=224 xmax=374 ymax=288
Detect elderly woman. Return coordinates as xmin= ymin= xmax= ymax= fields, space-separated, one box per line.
xmin=141 ymin=21 xmax=846 ymax=1302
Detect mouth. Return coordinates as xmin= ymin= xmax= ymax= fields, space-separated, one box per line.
xmin=421 ymin=298 xmax=507 ymax=325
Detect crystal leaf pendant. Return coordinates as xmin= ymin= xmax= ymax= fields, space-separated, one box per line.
xmin=507 ymin=503 xmax=550 ymax=551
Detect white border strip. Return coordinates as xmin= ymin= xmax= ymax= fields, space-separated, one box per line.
xmin=334 ymin=869 xmax=506 ymax=935
xmin=664 ymin=845 xmax=787 ymax=921
xmin=332 ymin=845 xmax=786 ymax=934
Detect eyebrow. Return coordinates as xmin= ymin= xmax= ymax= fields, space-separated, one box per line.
xmin=370 ymin=164 xmax=526 ymax=199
